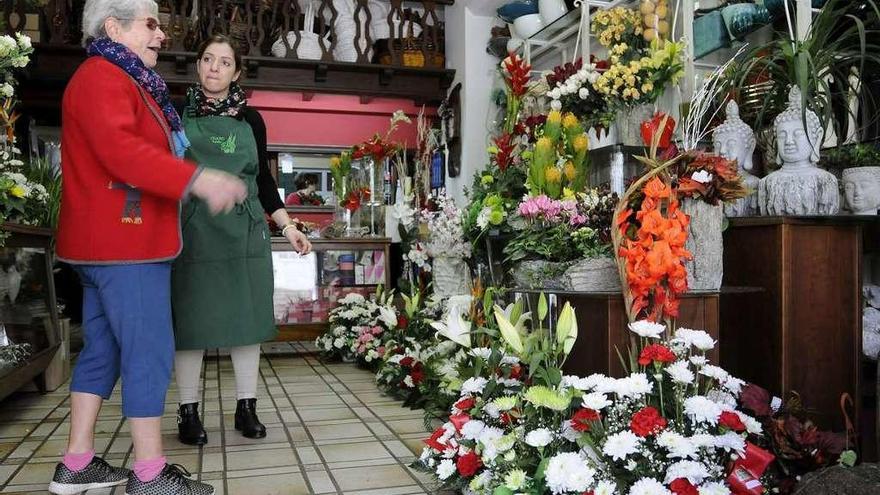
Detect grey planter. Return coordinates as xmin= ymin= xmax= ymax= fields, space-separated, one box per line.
xmin=682 ymin=198 xmax=724 ymax=291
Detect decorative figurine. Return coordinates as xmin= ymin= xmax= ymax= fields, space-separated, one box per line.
xmin=843 ymin=166 xmax=880 ymax=215
xmin=713 ymin=100 xmax=759 ymax=217
xmin=758 ymin=86 xmax=839 ymax=216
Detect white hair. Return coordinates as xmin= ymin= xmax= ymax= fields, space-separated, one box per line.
xmin=81 ymin=0 xmax=158 ymax=46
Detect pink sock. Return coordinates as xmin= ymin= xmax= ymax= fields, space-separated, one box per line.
xmin=133 ymin=456 xmax=166 ymax=483
xmin=62 ymin=450 xmax=95 ymax=472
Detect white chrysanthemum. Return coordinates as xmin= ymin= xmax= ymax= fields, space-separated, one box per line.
xmin=595 ymin=376 xmax=619 ymax=394
xmin=723 ymin=376 xmax=745 ymax=396
xmin=562 ymin=375 xmax=594 ymax=390
xmin=504 ymin=468 xmax=527 ymax=490
xmin=500 ymin=355 xmax=520 ymax=365
xmin=665 ymin=360 xmax=695 ymax=385
xmin=436 ymin=459 xmax=455 ymax=480
xmin=713 ymin=431 xmax=746 ymax=454
xmin=582 ymin=392 xmax=612 ymax=410
xmin=478 ymin=426 xmax=504 ymax=447
xmin=673 ymin=328 xmax=716 ymax=351
xmin=689 ymin=433 xmax=716 ymax=449
xmin=706 ymin=389 xmax=738 ymax=410
xmin=579 ymin=87 xmax=590 ymax=99
xmin=602 ymin=431 xmax=641 ymax=461
xmin=615 ymin=373 xmax=653 ymax=398
xmin=629 ymin=320 xmax=666 ymax=338
xmin=461 ymin=419 xmax=485 ymax=440
xmin=402 ymin=375 xmax=414 ymax=388
xmin=339 ymin=293 xmax=366 ymax=305
xmin=690 ymin=355 xmax=708 ymax=367
xmin=545 ymin=452 xmax=595 ymax=494
xmin=699 ymin=364 xmax=729 ymax=383
xmin=663 ymin=460 xmax=710 ymax=485
xmin=483 ymin=403 xmax=500 ymax=419
xmin=698 ymin=481 xmax=732 ymax=495
xmin=461 ymin=377 xmax=488 ymax=395
xmin=594 ymin=480 xmax=618 ymax=495
xmin=525 ymin=428 xmax=554 ymax=448
xmin=736 ymin=411 xmax=763 ymax=435
xmin=333 ymin=338 xmax=345 ymax=349
xmin=469 ymin=347 xmax=492 ymax=359
xmin=628 ymin=478 xmax=673 ymax=495
xmin=692 ymin=170 xmax=714 ymax=184
xmin=550 ymin=99 xmax=563 ymax=111
xmin=657 ymin=431 xmax=698 ymax=459
xmin=684 ymin=396 xmax=722 ymax=424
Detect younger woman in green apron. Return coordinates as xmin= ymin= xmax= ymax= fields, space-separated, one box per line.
xmin=172 ymin=35 xmax=312 ymax=445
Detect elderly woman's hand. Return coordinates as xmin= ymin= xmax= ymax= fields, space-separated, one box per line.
xmin=191 ymin=169 xmax=247 ymax=214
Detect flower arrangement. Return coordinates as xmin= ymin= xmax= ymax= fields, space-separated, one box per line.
xmin=504 ymin=188 xmax=618 ymax=264
xmin=590 ymin=7 xmax=684 ymax=116
xmin=501 ymin=53 xmax=532 ymax=134
xmin=543 ymin=59 xmax=609 ymax=128
xmin=674 ymin=152 xmax=749 ymax=206
xmin=526 ymin=110 xmax=591 ymax=199
xmin=423 ymin=193 xmax=472 ymax=260
xmin=314 ymin=289 xmax=399 ymax=365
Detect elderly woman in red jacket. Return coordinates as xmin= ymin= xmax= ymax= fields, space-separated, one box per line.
xmin=48 ymin=1 xmax=245 ymax=494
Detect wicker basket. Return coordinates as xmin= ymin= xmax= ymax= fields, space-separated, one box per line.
xmin=377 ymin=20 xmax=443 ymax=67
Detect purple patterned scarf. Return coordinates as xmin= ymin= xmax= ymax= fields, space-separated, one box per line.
xmin=87 ymin=37 xmax=190 ymax=157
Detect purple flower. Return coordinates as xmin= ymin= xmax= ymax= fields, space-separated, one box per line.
xmin=518 ymin=197 xmax=542 ymax=218
xmin=569 ymin=214 xmax=587 ymax=226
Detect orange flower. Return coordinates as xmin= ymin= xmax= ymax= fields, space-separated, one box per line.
xmin=643 ymin=177 xmax=671 ymax=199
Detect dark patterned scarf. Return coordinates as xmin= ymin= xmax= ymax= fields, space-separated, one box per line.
xmin=86 ymin=37 xmax=190 ymax=157
xmin=185 ymin=82 xmax=247 ymax=118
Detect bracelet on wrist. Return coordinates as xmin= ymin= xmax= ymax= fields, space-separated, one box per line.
xmin=281 ymin=224 xmax=298 ymax=236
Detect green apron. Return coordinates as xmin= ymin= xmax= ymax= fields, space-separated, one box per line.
xmin=172 ymin=113 xmax=277 ymax=350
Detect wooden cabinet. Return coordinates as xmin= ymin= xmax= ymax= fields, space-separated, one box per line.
xmin=512 ymin=290 xmax=720 ymax=378
xmin=720 ymin=217 xmax=864 ymax=433
xmin=271 ymin=237 xmax=391 ymax=341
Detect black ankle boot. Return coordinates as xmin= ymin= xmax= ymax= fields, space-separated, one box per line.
xmin=177 ymin=403 xmax=208 ymax=446
xmin=234 ymin=398 xmax=266 ymax=439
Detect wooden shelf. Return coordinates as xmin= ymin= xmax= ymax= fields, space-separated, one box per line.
xmin=0 ymin=344 xmax=60 ymax=402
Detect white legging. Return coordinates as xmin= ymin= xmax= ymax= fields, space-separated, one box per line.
xmin=174 ymin=344 xmax=261 ymax=405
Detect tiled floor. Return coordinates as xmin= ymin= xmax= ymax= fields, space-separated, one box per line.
xmin=0 ymin=342 xmax=449 ymax=494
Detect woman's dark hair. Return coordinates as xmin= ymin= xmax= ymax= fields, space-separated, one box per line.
xmin=196 ymin=34 xmax=243 ymax=71
xmin=295 ymin=173 xmax=319 ymax=190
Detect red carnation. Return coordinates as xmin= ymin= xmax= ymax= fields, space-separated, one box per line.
xmin=638 ymin=343 xmax=676 ymax=366
xmin=669 ymin=478 xmax=699 ymax=495
xmin=571 ymin=408 xmax=601 ymax=432
xmin=449 ymin=413 xmax=470 ymax=432
xmin=456 ymin=451 xmax=483 ymax=477
xmin=630 ymin=406 xmax=668 ymax=437
xmin=509 ymin=364 xmax=523 ymax=380
xmin=425 ymin=427 xmax=447 ymax=451
xmin=400 ymin=356 xmax=414 ymax=368
xmin=500 ymin=412 xmax=513 ymax=425
xmin=454 ymin=397 xmax=476 ymax=411
xmin=397 ymin=315 xmax=408 ymax=329
xmin=719 ymin=411 xmax=747 ymax=432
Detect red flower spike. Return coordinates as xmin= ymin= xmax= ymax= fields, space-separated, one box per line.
xmin=503 ymin=52 xmax=532 ymax=98
xmin=492 ymin=133 xmax=515 ymax=172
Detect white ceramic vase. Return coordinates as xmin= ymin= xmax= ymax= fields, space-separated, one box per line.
xmin=538 ymin=0 xmax=568 ymax=25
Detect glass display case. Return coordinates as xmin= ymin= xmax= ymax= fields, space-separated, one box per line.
xmin=271 ymin=237 xmax=392 ymax=341
xmin=0 ymin=224 xmax=61 ymax=401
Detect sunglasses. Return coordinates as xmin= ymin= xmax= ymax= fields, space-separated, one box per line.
xmin=115 ymin=17 xmax=162 ymax=31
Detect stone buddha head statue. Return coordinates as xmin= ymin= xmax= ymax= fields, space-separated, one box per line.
xmin=774 ymin=86 xmax=823 ymax=168
xmin=713 ymin=100 xmax=756 ymax=172
xmin=842 ymin=166 xmax=880 ymax=215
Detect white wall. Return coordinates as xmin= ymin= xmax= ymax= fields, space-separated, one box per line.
xmin=444 ymin=2 xmax=503 ymax=205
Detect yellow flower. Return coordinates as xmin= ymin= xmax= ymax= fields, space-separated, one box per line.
xmin=613 ymin=77 xmax=624 ymax=87
xmin=562 ymin=113 xmax=579 ymax=129
xmin=626 ymin=75 xmax=637 ymax=86
xmin=642 ymin=82 xmax=654 ymax=93
xmin=545 ymin=167 xmax=562 ymax=183
xmin=547 ymin=110 xmax=562 ymax=125
xmin=10 ymin=186 xmax=25 ymax=198
xmin=573 ymin=134 xmax=589 ymax=152
xmin=562 ymin=187 xmax=576 ymax=201
xmin=536 ymin=137 xmax=553 ymax=153
xmin=631 ymin=88 xmax=641 ymax=99
xmin=563 ymin=161 xmax=577 ymax=181
xmin=330 ymin=156 xmax=341 ymax=171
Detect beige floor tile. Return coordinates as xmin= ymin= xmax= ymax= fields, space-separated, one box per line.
xmin=225 ymin=446 xmax=297 ymax=471
xmin=385 ymin=418 xmax=430 ymax=435
xmin=201 ymin=452 xmax=224 ymax=472
xmin=0 ymin=441 xmax=17 ymax=458
xmin=297 ymin=407 xmax=356 ymax=422
xmin=222 ymin=426 xmax=289 ymax=446
xmin=225 ymin=472 xmax=309 ymax=495
xmin=318 ymin=441 xmax=392 ymax=463
xmin=294 ymin=445 xmax=321 ymax=465
xmin=305 ymin=468 xmax=336 ymax=494
xmin=343 ymin=486 xmax=429 ymax=495
xmin=332 ymin=463 xmax=414 ymax=491
xmin=307 ymin=423 xmax=372 ymax=442
xmin=7 ymin=461 xmax=56 ymax=485
xmin=0 ymin=462 xmax=21 ymax=485
xmin=290 ymin=395 xmax=345 ymax=408
xmin=0 ymin=422 xmax=38 ymax=439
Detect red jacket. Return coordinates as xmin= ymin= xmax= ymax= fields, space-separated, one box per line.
xmin=57 ymin=57 xmax=198 ymax=264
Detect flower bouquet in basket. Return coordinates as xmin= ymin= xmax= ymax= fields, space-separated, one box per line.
xmin=315 ymin=292 xmax=373 ymax=361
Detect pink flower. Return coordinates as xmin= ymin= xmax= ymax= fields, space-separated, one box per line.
xmin=570 ymin=214 xmax=587 ymax=226
xmin=377 ymin=346 xmax=386 ymax=357
xmin=535 ymin=195 xmax=562 ymax=219
xmin=371 ymin=326 xmax=383 ymax=336
xmin=519 ymin=198 xmax=541 ymax=218
xmin=561 ymin=200 xmax=578 ymax=213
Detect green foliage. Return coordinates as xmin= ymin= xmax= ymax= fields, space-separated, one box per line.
xmin=822 ymin=142 xmax=880 ymax=169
